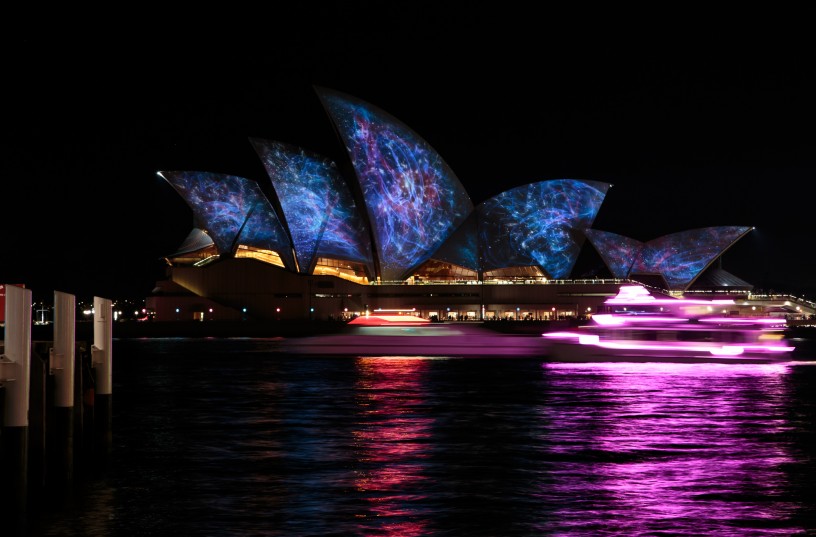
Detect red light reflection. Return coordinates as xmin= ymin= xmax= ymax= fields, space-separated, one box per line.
xmin=353 ymin=357 xmax=434 ymax=536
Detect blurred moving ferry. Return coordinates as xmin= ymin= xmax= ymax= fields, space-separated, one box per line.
xmin=543 ymin=285 xmax=796 ymax=363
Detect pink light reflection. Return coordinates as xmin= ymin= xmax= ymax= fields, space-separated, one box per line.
xmin=699 ymin=316 xmax=785 ymax=325
xmin=592 ymin=314 xmax=689 ymax=326
xmin=353 ymin=357 xmax=433 ymax=537
xmin=606 ymin=284 xmax=736 ymax=306
xmin=590 ymin=340 xmax=794 ymax=355
xmin=539 ymin=362 xmax=801 ymax=534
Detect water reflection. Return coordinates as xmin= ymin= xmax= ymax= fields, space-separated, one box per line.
xmin=23 ymin=339 xmax=816 ymax=536
xmin=353 ymin=357 xmax=435 ymax=536
xmin=540 ymin=362 xmax=802 ymax=535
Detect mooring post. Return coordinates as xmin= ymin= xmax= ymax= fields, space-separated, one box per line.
xmin=0 ymin=283 xmax=33 ymax=535
xmin=92 ymin=296 xmax=112 ymax=461
xmin=49 ymin=290 xmax=76 ymax=486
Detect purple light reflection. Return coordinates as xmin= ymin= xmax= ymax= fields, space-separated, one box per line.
xmin=537 ymin=362 xmax=801 ymax=535
xmin=353 ymin=357 xmax=434 ymax=536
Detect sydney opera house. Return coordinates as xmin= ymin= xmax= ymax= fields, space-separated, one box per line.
xmin=146 ymin=87 xmax=785 ymax=323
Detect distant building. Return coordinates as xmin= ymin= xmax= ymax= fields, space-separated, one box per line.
xmin=148 ymin=88 xmax=803 ymax=322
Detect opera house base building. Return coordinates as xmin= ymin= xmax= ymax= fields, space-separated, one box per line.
xmin=147 ymin=87 xmax=816 ymax=326
xmin=148 ymin=257 xmax=628 ymax=324
xmin=146 ymin=258 xmax=815 ymax=326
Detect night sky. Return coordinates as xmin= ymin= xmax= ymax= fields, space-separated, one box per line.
xmin=4 ymin=6 xmax=815 ymax=303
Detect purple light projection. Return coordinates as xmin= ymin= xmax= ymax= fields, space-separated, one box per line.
xmin=428 ymin=213 xmax=480 ymax=272
xmin=316 ymin=87 xmax=474 ymax=282
xmin=478 ymin=180 xmax=610 ymax=278
xmin=584 ymin=229 xmax=643 ymax=278
xmin=158 ymin=171 xmax=295 ymax=269
xmin=353 ymin=357 xmax=433 ymax=536
xmin=630 ymin=226 xmax=753 ymax=290
xmin=538 ymin=362 xmax=800 ymax=535
xmin=251 ymin=139 xmax=373 ymax=274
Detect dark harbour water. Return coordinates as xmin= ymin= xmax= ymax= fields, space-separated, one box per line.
xmin=27 ymin=338 xmax=816 ymax=537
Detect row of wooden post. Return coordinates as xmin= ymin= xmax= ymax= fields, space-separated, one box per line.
xmin=0 ymin=285 xmax=112 ymax=535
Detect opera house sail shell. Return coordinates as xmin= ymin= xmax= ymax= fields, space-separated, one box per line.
xmin=427 ymin=213 xmax=481 ymax=277
xmin=583 ymin=229 xmax=644 ymax=279
xmin=251 ymin=139 xmax=374 ymax=280
xmin=586 ymin=226 xmax=753 ymax=291
xmin=478 ymin=180 xmax=610 ymax=279
xmin=316 ymin=87 xmax=474 ymax=282
xmin=158 ymin=171 xmax=296 ymax=270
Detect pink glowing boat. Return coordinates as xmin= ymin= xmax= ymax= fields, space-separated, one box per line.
xmin=542 ymin=285 xmax=796 ymax=363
